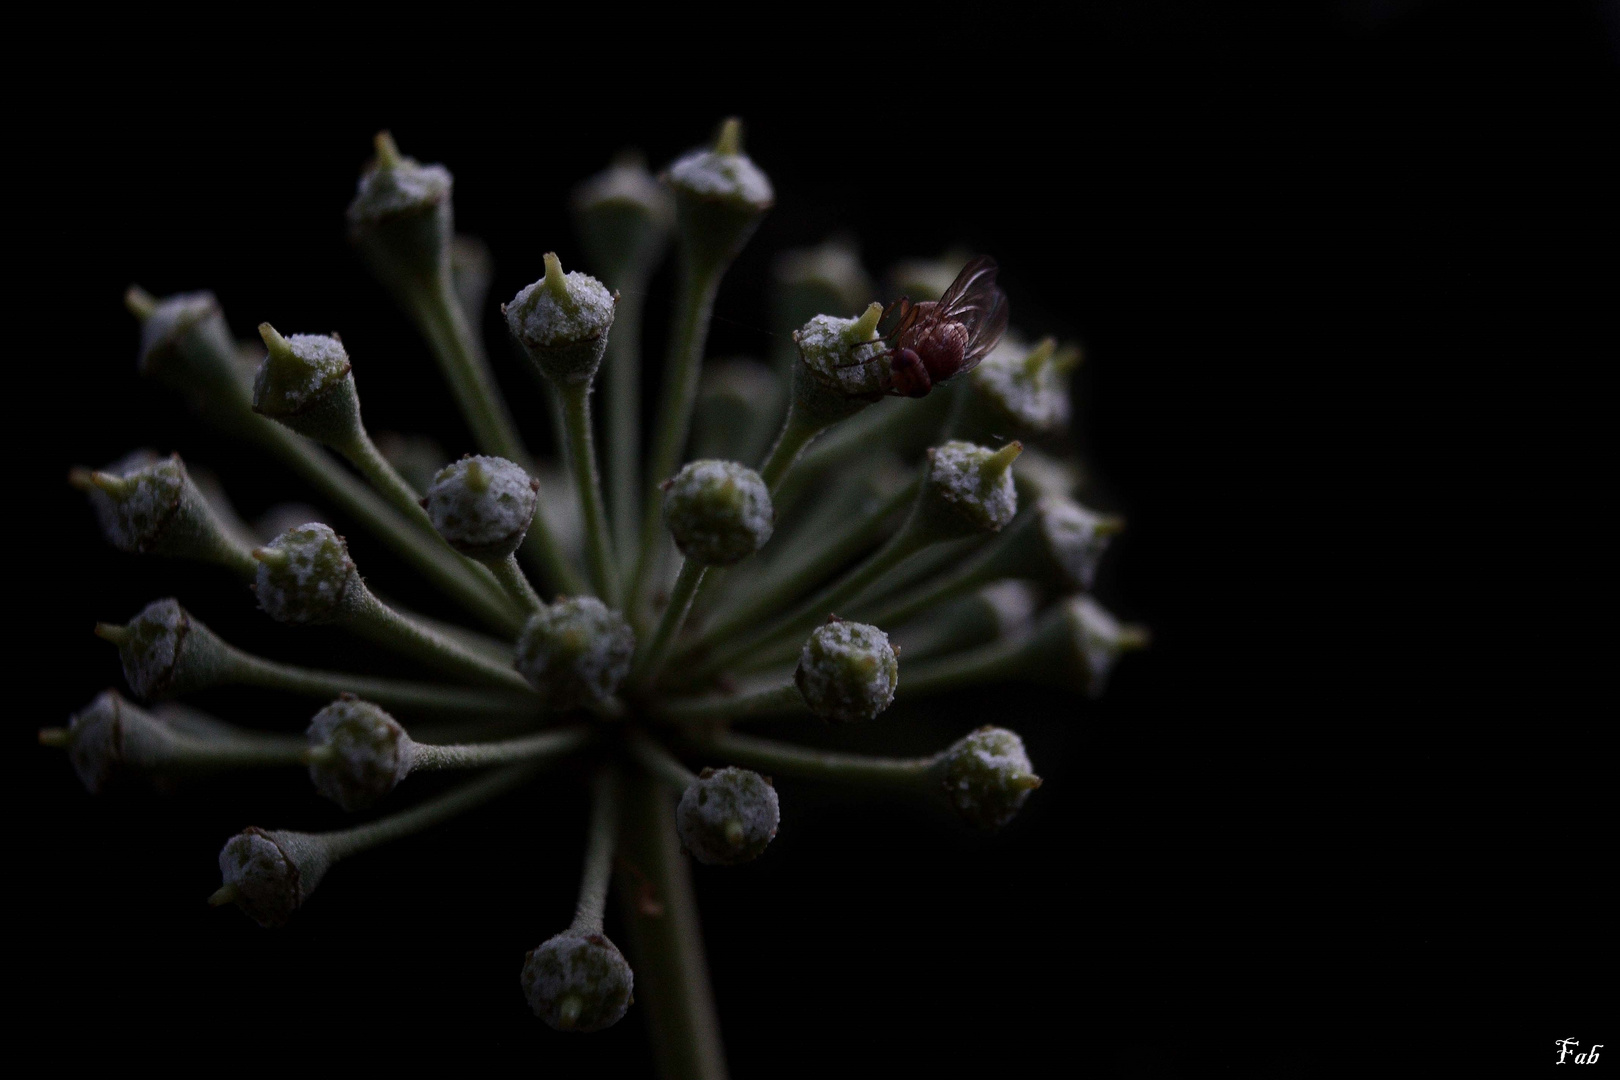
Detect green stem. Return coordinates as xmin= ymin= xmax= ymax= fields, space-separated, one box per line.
xmin=686 ymin=519 xmax=931 ymax=683
xmin=756 ymin=409 xmax=821 ymax=492
xmin=617 ymin=772 xmax=729 ymax=1080
xmin=688 ymin=731 xmax=937 ymax=790
xmin=626 ymin=733 xmax=698 ymax=790
xmin=492 ymin=554 xmax=546 ymax=614
xmin=656 ymin=683 xmax=805 ymax=724
xmin=606 ymin=282 xmax=647 ymax=575
xmin=892 ymin=637 xmax=1027 ymax=698
xmin=571 ymin=768 xmax=622 ymax=934
xmin=634 ymin=559 xmax=707 ymax=687
xmin=253 ymin=422 xmax=523 ymax=635
xmin=411 ymin=278 xmax=589 ymax=598
xmin=408 ymin=726 xmax=591 ymax=772
xmin=226 ymin=649 xmax=539 ymax=717
xmin=347 ymin=590 xmax=535 ymax=693
xmin=321 ymin=761 xmax=544 ymax=862
xmin=558 ymin=381 xmax=620 ymax=605
xmin=686 ymin=478 xmax=917 ymax=660
xmin=628 ymin=258 xmax=723 ymax=616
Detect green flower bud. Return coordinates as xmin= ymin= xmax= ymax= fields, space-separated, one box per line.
xmin=794 ymin=302 xmax=888 ymax=402
xmin=572 ymin=152 xmax=674 ymax=280
xmin=522 ymin=931 xmax=634 ymax=1032
xmin=774 ymin=239 xmax=874 ymax=340
xmin=126 ymin=287 xmax=251 ymax=417
xmin=663 ymin=118 xmax=774 ymax=266
xmin=676 ymin=766 xmax=780 ymax=866
xmin=504 ymin=253 xmax=617 ymax=385
xmin=72 ymin=451 xmax=251 ymax=568
xmin=214 ymin=827 xmax=332 ymax=929
xmin=662 ymin=460 xmax=774 ymax=567
xmin=96 ymin=598 xmax=232 ymax=701
xmin=514 ymin=598 xmax=635 ymax=710
xmin=346 ymin=132 xmax=453 ymax=298
xmin=921 ymin=440 xmax=1022 ymax=536
xmin=47 ymin=690 xmax=174 ymax=794
xmin=1013 ymin=596 xmax=1150 ymax=698
xmin=251 ymin=324 xmax=361 ymax=446
xmin=967 ymin=336 xmax=1076 ymax=437
xmin=1035 ymin=497 xmax=1123 ymax=590
xmin=252 ymin=524 xmax=359 ymax=625
xmin=937 ymin=726 xmax=1042 ymax=830
xmin=422 ymin=455 xmax=539 ymax=561
xmin=794 ymin=619 xmax=899 ymax=723
xmin=1012 ymin=446 xmax=1084 ymax=501
xmin=306 ymin=697 xmax=416 ymax=812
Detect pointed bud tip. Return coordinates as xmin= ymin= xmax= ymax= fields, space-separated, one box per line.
xmin=93 ymin=622 xmax=131 ymax=645
xmin=372 ymin=131 xmax=403 ymax=168
xmin=257 ymin=322 xmax=290 ymax=353
xmin=207 ymin=884 xmax=240 ymax=907
xmin=541 ymin=252 xmax=569 ymax=299
xmin=983 ymin=441 xmax=1024 ymax=477
xmin=715 ymin=117 xmax=744 ymax=155
xmin=847 ymin=301 xmax=884 ymax=342
xmin=1022 ymin=338 xmax=1058 ymax=375
xmin=1052 ymin=343 xmax=1083 ymax=374
xmin=124 ymin=285 xmax=157 ymax=321
xmin=87 ymin=471 xmax=128 ymax=495
xmin=724 ymin=819 xmax=747 ymax=849
xmin=1117 ymin=625 xmax=1152 ymax=651
xmin=38 ymin=728 xmax=71 ymax=748
xmin=557 ymin=995 xmax=584 ymax=1028
xmin=66 ymin=467 xmax=94 ymax=492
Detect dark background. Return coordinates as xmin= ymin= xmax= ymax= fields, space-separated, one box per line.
xmin=13 ymin=4 xmax=1616 ymax=1073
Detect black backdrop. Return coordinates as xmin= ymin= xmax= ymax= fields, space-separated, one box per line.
xmin=14 ymin=5 xmax=1617 ymax=1074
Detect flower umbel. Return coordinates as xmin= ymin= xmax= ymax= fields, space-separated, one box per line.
xmin=52 ymin=119 xmax=1145 ymax=1076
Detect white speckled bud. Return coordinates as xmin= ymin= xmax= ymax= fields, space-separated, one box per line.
xmin=504 ymin=253 xmax=617 ymax=385
xmin=422 ymin=455 xmax=539 ymax=560
xmin=923 ymin=440 xmax=1022 ymax=534
xmin=306 ymin=697 xmax=416 ymax=811
xmin=664 ymin=118 xmax=773 ymax=266
xmin=57 ymin=690 xmax=174 ymax=793
xmin=937 ymin=726 xmax=1042 ymax=830
xmin=1037 ymin=498 xmax=1124 ymax=591
xmin=969 ymin=336 xmax=1074 ymax=435
xmin=346 ymin=132 xmax=453 ymax=297
xmin=216 ymin=828 xmax=331 ymax=929
xmin=83 ymin=452 xmax=183 ymax=552
xmin=1064 ymin=596 xmax=1150 ymax=697
xmin=253 ymin=524 xmax=358 ymax=624
xmin=522 ymin=931 xmax=634 ymax=1031
xmin=251 ymin=325 xmax=361 ymax=446
xmin=676 ymin=767 xmax=780 ymax=865
xmin=514 ymin=598 xmax=635 ymax=710
xmin=663 ymin=460 xmax=773 ymax=566
xmin=128 ymin=288 xmax=251 ymax=418
xmin=794 ymin=619 xmax=899 ymax=723
xmin=794 ymin=304 xmax=888 ymax=400
xmin=102 ymin=598 xmax=231 ymax=700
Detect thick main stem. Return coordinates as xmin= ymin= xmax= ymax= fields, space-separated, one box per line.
xmin=628 ymin=259 xmax=723 ymax=616
xmin=558 ymin=381 xmax=620 ymax=605
xmin=618 ymin=772 xmax=728 ymax=1080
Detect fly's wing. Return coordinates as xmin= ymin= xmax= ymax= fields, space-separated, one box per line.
xmin=938 ymin=255 xmax=1010 ymax=369
xmin=876 ymin=295 xmax=919 ymax=341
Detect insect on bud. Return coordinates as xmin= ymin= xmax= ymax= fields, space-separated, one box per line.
xmin=920 ymin=440 xmax=1023 ymax=536
xmin=504 ymin=253 xmax=617 ymax=385
xmin=663 ymin=117 xmax=774 ymax=266
xmin=71 ymin=451 xmax=252 ymax=570
xmin=514 ymin=598 xmax=636 ymax=710
xmin=936 ymin=726 xmax=1042 ymax=830
xmin=573 ymin=152 xmax=674 ymax=280
xmin=422 ymin=455 xmax=540 ymax=561
xmin=306 ymin=697 xmax=416 ymax=812
xmin=98 ymin=598 xmax=233 ymax=701
xmin=252 ymin=523 xmax=359 ymax=625
xmin=212 ymin=827 xmax=332 ymax=929
xmin=794 ymin=619 xmax=900 ymax=723
xmin=42 ymin=690 xmax=175 ymax=794
xmin=676 ymin=766 xmax=780 ymax=866
xmin=251 ymin=324 xmax=361 ymax=447
xmin=346 ymin=132 xmax=454 ymax=298
xmin=966 ymin=335 xmax=1076 ymax=437
xmin=663 ymin=460 xmax=774 ymax=567
xmin=522 ymin=931 xmax=635 ymax=1032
